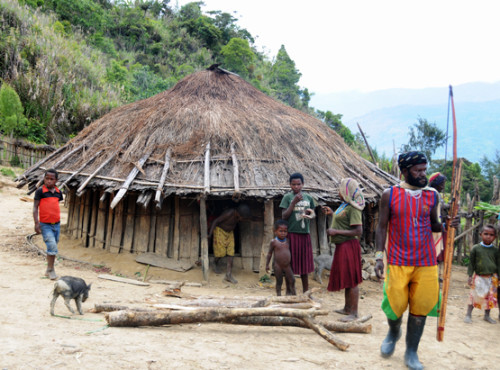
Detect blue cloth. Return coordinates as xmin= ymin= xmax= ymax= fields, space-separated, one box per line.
xmin=40 ymin=222 xmax=60 ymax=255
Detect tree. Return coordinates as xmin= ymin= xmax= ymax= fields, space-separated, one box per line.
xmin=0 ymin=83 xmax=28 ymax=138
xmin=401 ymin=117 xmax=446 ymax=163
xmin=269 ymin=45 xmax=301 ymax=108
xmin=220 ymin=38 xmax=255 ymax=78
xmin=316 ymin=110 xmax=355 ymax=146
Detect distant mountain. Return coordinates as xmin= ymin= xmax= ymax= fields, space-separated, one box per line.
xmin=310 ymin=82 xmax=500 ymax=163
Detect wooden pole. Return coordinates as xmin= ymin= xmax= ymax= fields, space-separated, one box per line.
xmin=200 ymin=196 xmax=209 ymax=281
xmin=259 ymin=199 xmax=274 ymax=276
xmin=357 ymin=123 xmax=377 ymax=166
xmin=204 ymin=142 xmax=210 ymax=194
xmin=154 ymin=148 xmax=172 ymax=207
xmin=172 ymin=197 xmax=180 ymax=260
xmin=110 ymin=151 xmax=152 ymax=209
xmin=230 ymin=143 xmax=240 ymax=197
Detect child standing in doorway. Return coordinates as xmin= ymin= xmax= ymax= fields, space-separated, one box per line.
xmin=266 ymin=220 xmax=296 ymax=296
xmin=280 ymin=173 xmax=316 ymax=293
xmin=33 ymin=169 xmax=63 ymax=280
xmin=464 ymin=224 xmax=499 ymax=324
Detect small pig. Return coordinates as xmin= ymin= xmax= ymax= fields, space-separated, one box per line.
xmin=50 ymin=276 xmax=91 ymax=316
xmin=313 ymin=254 xmax=334 ymax=285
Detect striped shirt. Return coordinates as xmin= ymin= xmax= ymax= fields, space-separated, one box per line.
xmin=387 ymin=186 xmax=438 ymax=266
xmin=34 ymin=185 xmax=63 ymax=223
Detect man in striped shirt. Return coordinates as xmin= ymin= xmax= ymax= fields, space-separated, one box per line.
xmin=374 ymin=152 xmax=452 ymax=370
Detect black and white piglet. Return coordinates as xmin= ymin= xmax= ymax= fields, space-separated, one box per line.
xmin=50 ymin=276 xmax=91 ymax=316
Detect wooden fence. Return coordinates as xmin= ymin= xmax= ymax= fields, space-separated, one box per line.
xmin=0 ymin=136 xmax=56 ymax=168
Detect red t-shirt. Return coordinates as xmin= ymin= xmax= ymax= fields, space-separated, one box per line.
xmin=34 ymin=185 xmax=63 ymax=223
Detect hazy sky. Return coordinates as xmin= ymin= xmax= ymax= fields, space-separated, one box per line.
xmin=176 ymin=0 xmax=500 ymax=94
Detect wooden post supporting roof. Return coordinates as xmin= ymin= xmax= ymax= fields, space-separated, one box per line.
xmin=155 ymin=148 xmax=172 ymax=207
xmin=258 ymin=199 xmax=274 ymax=276
xmin=318 ymin=208 xmax=329 ymax=255
xmin=204 ymin=142 xmax=210 ymax=194
xmin=110 ymin=150 xmax=152 ymax=209
xmin=230 ymin=143 xmax=240 ymax=197
xmin=200 ymin=196 xmax=209 ymax=281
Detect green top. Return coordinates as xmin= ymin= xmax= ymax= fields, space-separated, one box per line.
xmin=279 ymin=192 xmax=317 ymax=234
xmin=467 ymin=243 xmax=500 ymax=277
xmin=329 ymin=203 xmax=363 ymax=244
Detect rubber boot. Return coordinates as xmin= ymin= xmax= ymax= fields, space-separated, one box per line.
xmin=380 ymin=316 xmax=402 ymax=358
xmin=404 ymin=314 xmax=426 ymax=370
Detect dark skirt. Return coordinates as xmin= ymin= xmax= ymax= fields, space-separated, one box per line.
xmin=327 ymin=239 xmax=362 ymax=292
xmin=288 ymin=232 xmax=314 ymax=275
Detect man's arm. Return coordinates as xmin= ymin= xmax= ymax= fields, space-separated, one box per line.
xmin=33 ymin=199 xmax=41 ymax=234
xmin=374 ymin=189 xmax=391 ymax=279
xmin=208 ymin=209 xmax=233 ymax=237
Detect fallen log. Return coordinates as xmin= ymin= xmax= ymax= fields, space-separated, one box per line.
xmin=91 ymin=304 xmax=157 ymax=313
xmin=105 ymin=307 xmax=328 ymax=327
xmin=226 ymin=316 xmax=371 ymax=334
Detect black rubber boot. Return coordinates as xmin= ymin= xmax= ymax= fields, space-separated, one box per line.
xmin=380 ymin=316 xmax=402 ymax=358
xmin=404 ymin=314 xmax=426 ymax=370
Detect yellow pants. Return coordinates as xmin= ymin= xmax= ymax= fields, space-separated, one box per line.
xmin=382 ymin=265 xmax=440 ymax=319
xmin=213 ymin=227 xmax=235 ymax=258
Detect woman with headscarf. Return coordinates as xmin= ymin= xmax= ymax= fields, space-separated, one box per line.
xmin=322 ymin=178 xmax=365 ymax=322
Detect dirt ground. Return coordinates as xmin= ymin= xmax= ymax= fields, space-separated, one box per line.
xmin=0 ymin=171 xmax=499 ymax=370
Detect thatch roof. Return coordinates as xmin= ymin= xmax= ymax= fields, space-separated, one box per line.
xmin=18 ymin=66 xmax=397 ymax=206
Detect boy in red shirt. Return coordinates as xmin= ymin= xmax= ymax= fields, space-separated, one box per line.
xmin=33 ymin=169 xmax=63 ymax=280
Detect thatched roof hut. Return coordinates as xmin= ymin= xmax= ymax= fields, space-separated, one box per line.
xmin=18 ymin=66 xmax=397 ymax=279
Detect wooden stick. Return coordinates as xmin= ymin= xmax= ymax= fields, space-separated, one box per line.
xmin=357 ymin=123 xmax=377 ymax=166
xmin=204 ymin=142 xmax=210 ymax=194
xmin=56 ymin=150 xmax=100 ymax=189
xmin=258 ymin=199 xmax=274 ymax=276
xmin=98 ymin=274 xmax=150 ymax=286
xmin=110 ymin=150 xmax=152 ymax=209
xmin=200 ymin=196 xmax=209 ymax=281
xmin=230 ymin=143 xmax=240 ymax=196
xmin=454 ymin=222 xmax=481 ymax=242
xmin=155 ymin=148 xmax=172 ymax=206
xmin=77 ymin=149 xmax=120 ymax=196
xmin=300 ymin=316 xmax=350 ymax=351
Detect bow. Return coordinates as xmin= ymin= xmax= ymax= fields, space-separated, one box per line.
xmin=437 ymin=85 xmax=463 ymax=341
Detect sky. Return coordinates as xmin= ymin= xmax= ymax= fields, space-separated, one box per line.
xmin=176 ymin=0 xmax=500 ymax=94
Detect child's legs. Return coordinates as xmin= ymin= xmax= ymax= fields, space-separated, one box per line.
xmin=40 ymin=223 xmax=59 ymax=256
xmin=274 ymin=264 xmax=284 ymax=296
xmin=283 ymin=266 xmax=296 ymax=295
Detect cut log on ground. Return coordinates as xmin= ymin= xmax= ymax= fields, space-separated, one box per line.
xmin=105 ymin=307 xmax=328 ymax=327
xmin=226 ymin=316 xmax=371 ymax=334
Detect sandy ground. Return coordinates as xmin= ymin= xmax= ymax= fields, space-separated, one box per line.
xmin=0 ymin=170 xmax=499 ymax=370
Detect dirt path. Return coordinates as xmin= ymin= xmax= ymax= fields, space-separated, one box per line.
xmin=0 ymin=172 xmax=498 ymax=369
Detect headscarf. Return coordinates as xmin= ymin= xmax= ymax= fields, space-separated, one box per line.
xmin=429 ymin=172 xmax=446 ymax=187
xmin=398 ymin=151 xmax=427 ymax=170
xmin=339 ymin=178 xmax=365 ymax=210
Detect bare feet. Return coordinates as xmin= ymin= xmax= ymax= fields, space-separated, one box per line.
xmin=334 ymin=308 xmax=349 ymax=315
xmin=223 ymin=274 xmax=238 ymax=284
xmin=484 ymin=316 xmax=496 ymax=324
xmin=338 ymin=314 xmax=358 ymax=322
xmin=463 ymin=316 xmax=472 ymax=324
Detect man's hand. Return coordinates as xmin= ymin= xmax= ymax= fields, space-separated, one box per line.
xmin=375 ymin=259 xmax=384 ymax=280
xmin=34 ymin=222 xmax=41 ymax=234
xmin=449 ymin=215 xmax=460 ymax=229
xmin=321 ymin=206 xmax=333 ymax=216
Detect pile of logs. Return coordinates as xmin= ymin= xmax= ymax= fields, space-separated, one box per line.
xmin=92 ymin=284 xmax=372 ymax=351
